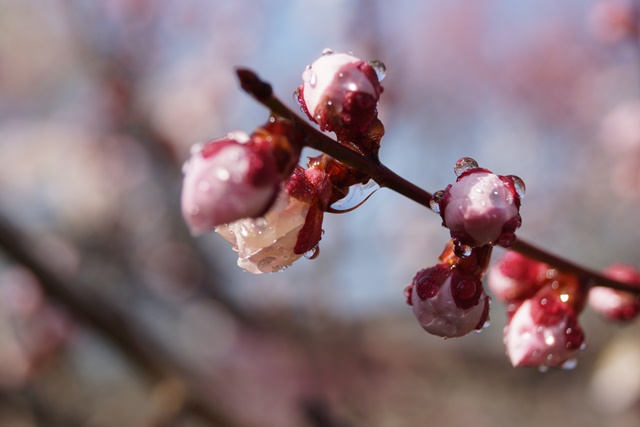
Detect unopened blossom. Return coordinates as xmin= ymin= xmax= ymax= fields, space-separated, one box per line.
xmin=298 ymin=50 xmax=383 ymax=137
xmin=216 ymin=166 xmax=332 ymax=274
xmin=181 ymin=133 xmax=280 ymax=235
xmin=216 ymin=189 xmax=310 ymax=274
xmin=589 ymin=264 xmax=640 ymax=321
xmin=504 ymin=287 xmax=585 ymax=369
xmin=438 ymin=160 xmax=523 ymax=248
xmin=488 ymin=250 xmax=548 ymax=302
xmin=409 ymin=264 xmax=490 ymax=338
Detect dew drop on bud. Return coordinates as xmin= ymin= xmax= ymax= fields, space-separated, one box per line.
xmin=429 ymin=190 xmax=444 ymax=213
xmin=508 ymin=175 xmax=526 ymax=199
xmin=304 ymin=245 xmax=320 ymax=260
xmin=561 ymin=358 xmax=578 ymax=370
xmin=454 ymin=157 xmax=479 ymax=177
xmin=322 ymin=48 xmax=336 ymax=56
xmin=329 ymin=180 xmax=380 ymax=213
xmin=368 ymin=59 xmax=387 ymax=82
xmin=453 ymin=243 xmax=472 ymax=258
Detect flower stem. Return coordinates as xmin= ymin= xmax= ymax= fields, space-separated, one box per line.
xmin=235 ymin=68 xmax=640 ymax=295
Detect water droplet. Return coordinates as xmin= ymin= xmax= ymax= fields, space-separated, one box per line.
xmin=302 ymin=65 xmax=317 ymax=87
xmin=538 ymin=365 xmax=549 ymax=373
xmin=254 ymin=218 xmax=267 ymax=229
xmin=453 ymin=243 xmax=472 ymax=258
xmin=508 ymin=175 xmax=526 ymax=198
xmin=304 ymin=245 xmax=320 ymax=260
xmin=561 ymin=358 xmax=578 ymax=370
xmin=368 ymin=59 xmax=387 ymax=81
xmin=258 ymin=257 xmax=276 ymax=269
xmin=579 ymin=342 xmax=588 ymax=351
xmin=228 ymin=131 xmax=250 ymax=144
xmin=453 ymin=157 xmax=479 ymax=177
xmin=329 ymin=180 xmax=380 ymax=212
xmin=322 ymin=48 xmax=335 ymax=55
xmin=216 ymin=169 xmax=230 ymax=181
xmin=190 ymin=143 xmax=204 ymax=155
xmin=430 ymin=190 xmax=444 ymax=213
xmin=546 ymin=354 xmax=554 ymax=361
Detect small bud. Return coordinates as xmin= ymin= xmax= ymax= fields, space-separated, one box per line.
xmin=298 ymin=51 xmax=383 ymax=137
xmin=181 ymin=133 xmax=280 ymax=235
xmin=439 ymin=163 xmax=523 ymax=248
xmin=504 ymin=286 xmax=586 ymax=369
xmin=488 ymin=251 xmax=548 ymax=302
xmin=589 ymin=264 xmax=640 ymax=321
xmin=409 ymin=264 xmax=490 ymax=338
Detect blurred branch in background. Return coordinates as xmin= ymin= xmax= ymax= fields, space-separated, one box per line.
xmin=0 ymin=0 xmax=640 ymax=426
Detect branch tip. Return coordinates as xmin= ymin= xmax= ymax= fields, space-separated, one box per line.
xmin=235 ymin=67 xmax=273 ymax=101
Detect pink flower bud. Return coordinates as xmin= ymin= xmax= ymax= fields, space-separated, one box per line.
xmin=409 ymin=264 xmax=490 ymax=338
xmin=440 ymin=167 xmax=522 ymax=248
xmin=298 ymin=51 xmax=383 ymax=137
xmin=504 ymin=287 xmax=585 ymax=369
xmin=181 ymin=133 xmax=280 ymax=235
xmin=488 ymin=251 xmax=548 ymax=302
xmin=588 ymin=264 xmax=640 ymax=321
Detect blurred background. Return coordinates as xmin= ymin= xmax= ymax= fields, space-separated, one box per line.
xmin=0 ymin=0 xmax=639 ymax=426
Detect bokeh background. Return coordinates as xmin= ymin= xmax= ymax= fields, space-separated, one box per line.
xmin=0 ymin=0 xmax=640 ymax=426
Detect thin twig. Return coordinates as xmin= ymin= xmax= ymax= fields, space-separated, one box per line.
xmin=235 ymin=68 xmax=640 ymax=295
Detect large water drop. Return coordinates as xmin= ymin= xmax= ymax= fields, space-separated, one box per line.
xmin=430 ymin=190 xmax=445 ymax=213
xmin=508 ymin=175 xmax=526 ymax=198
xmin=368 ymin=59 xmax=387 ymax=82
xmin=329 ymin=180 xmax=380 ymax=213
xmin=453 ymin=157 xmax=479 ymax=177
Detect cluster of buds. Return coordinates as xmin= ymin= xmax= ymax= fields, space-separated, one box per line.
xmin=182 ymin=49 xmax=640 ymax=371
xmin=405 ymin=158 xmax=525 ymax=341
xmin=181 ymin=50 xmax=385 ymax=273
xmin=405 ymin=241 xmax=492 ymax=338
xmin=488 ymin=251 xmax=587 ymax=370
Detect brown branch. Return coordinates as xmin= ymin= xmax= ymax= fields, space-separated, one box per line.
xmin=0 ymin=215 xmax=251 ymax=427
xmin=235 ymin=68 xmax=640 ymax=295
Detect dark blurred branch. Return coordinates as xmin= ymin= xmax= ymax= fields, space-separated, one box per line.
xmin=0 ymin=215 xmax=250 ymax=427
xmin=236 ymin=68 xmax=640 ymax=295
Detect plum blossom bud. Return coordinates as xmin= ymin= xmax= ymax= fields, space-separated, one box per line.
xmin=438 ymin=159 xmax=523 ymax=249
xmin=409 ymin=264 xmax=490 ymax=338
xmin=589 ymin=264 xmax=640 ymax=321
xmin=181 ymin=133 xmax=280 ymax=235
xmin=488 ymin=251 xmax=548 ymax=302
xmin=216 ymin=189 xmax=310 ymax=274
xmin=504 ymin=286 xmax=586 ymax=370
xmin=298 ymin=51 xmax=383 ymax=137
xmin=216 ymin=166 xmax=332 ymax=274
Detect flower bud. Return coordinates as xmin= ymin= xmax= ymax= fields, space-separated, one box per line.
xmin=488 ymin=251 xmax=548 ymax=302
xmin=504 ymin=286 xmax=586 ymax=369
xmin=409 ymin=264 xmax=490 ymax=338
xmin=215 ymin=166 xmax=332 ymax=274
xmin=181 ymin=133 xmax=280 ymax=235
xmin=298 ymin=51 xmax=383 ymax=137
xmin=216 ymin=189 xmax=310 ymax=274
xmin=588 ymin=264 xmax=640 ymax=321
xmin=439 ymin=167 xmax=522 ymax=248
